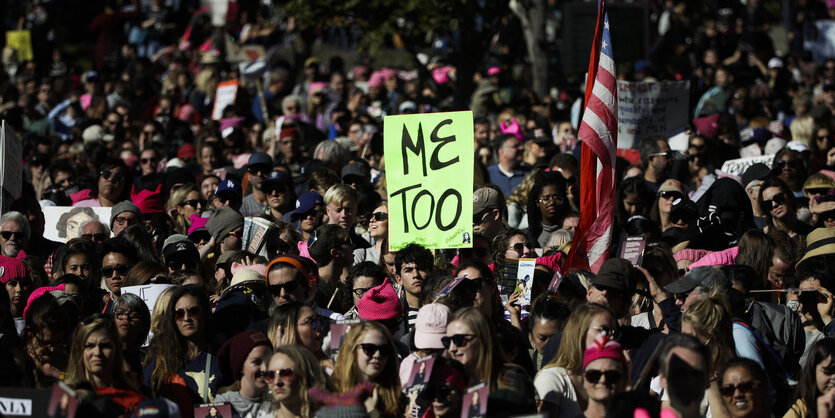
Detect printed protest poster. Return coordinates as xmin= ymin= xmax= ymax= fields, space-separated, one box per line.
xmin=617 ymin=80 xmax=690 ymax=149
xmin=461 ymin=383 xmax=488 ymax=418
xmin=720 ymin=154 xmax=774 ymax=176
xmin=547 ymin=269 xmax=564 ymax=293
xmin=517 ymin=258 xmax=536 ymax=318
xmin=122 ymin=284 xmax=175 ymax=313
xmin=384 ymin=111 xmax=474 ymax=250
xmin=47 ymin=382 xmax=78 ymax=418
xmin=406 ymin=355 xmax=436 ymax=390
xmin=194 ymin=403 xmax=232 ymax=418
xmin=5 ymin=30 xmax=33 ymax=61
xmin=434 ymin=276 xmax=466 ymax=302
xmin=1 ymin=120 xmax=23 ymax=205
xmin=329 ymin=319 xmax=362 ymax=361
xmin=212 ymin=80 xmax=239 ymax=120
xmin=620 ymin=236 xmax=647 ymax=266
xmin=42 ymin=206 xmax=113 ymax=243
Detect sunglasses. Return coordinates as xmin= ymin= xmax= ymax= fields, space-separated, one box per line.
xmin=102 ymin=265 xmax=130 ymax=278
xmin=174 ymin=306 xmax=201 ymax=320
xmin=441 ymin=334 xmax=475 ymax=349
xmin=100 ymin=169 xmax=126 ymax=183
xmin=259 ymin=368 xmax=296 ymax=383
xmin=264 ymin=185 xmax=287 ymax=195
xmin=584 ymin=369 xmax=623 ymax=384
xmin=371 ymin=212 xmax=388 ymax=221
xmin=82 ymin=233 xmax=109 ymax=241
xmin=473 ymin=211 xmax=487 ymax=225
xmin=423 ymin=383 xmax=456 ymax=400
xmin=650 ymin=151 xmax=674 ymax=159
xmin=538 ymin=195 xmax=564 ymax=204
xmin=358 ymin=343 xmax=392 ymax=358
xmin=183 ymin=199 xmax=206 ymax=209
xmin=1 ymin=231 xmax=24 ymax=240
xmin=719 ymin=381 xmax=760 ymax=397
xmin=807 ymin=187 xmax=834 ymax=196
xmin=248 ymin=165 xmax=271 ymax=176
xmin=775 ymin=159 xmax=801 ymax=170
xmin=510 ymin=242 xmax=534 ymax=253
xmin=658 ymin=191 xmax=683 ymax=200
xmin=298 ymin=315 xmax=327 ymax=332
xmin=114 ymin=310 xmax=141 ymax=321
xmin=166 ymin=260 xmax=195 ymax=270
xmin=763 ymin=192 xmax=786 ymax=208
xmin=669 ymin=213 xmax=693 ymax=225
xmin=227 ymin=230 xmax=243 ymax=238
xmin=269 ymin=280 xmax=299 ymax=295
xmin=822 ymin=210 xmax=835 ymax=222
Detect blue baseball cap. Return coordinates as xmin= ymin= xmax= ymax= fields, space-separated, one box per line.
xmin=287 ymin=192 xmax=324 ymax=220
xmin=247 ymin=152 xmax=273 ymax=168
xmin=263 ymin=170 xmax=291 ymax=187
xmin=215 ymin=179 xmax=242 ymax=197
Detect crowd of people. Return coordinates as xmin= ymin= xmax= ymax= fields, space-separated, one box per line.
xmin=5 ymin=0 xmax=835 ymax=417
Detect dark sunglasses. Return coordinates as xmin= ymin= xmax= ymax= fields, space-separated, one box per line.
xmin=822 ymin=210 xmax=835 ymax=222
xmin=473 ymin=211 xmax=487 ymax=225
xmin=593 ymin=283 xmax=627 ymax=297
xmin=113 ymin=310 xmax=141 ymax=321
xmin=141 ymin=158 xmax=158 ymax=164
xmin=174 ymin=306 xmax=201 ymax=320
xmin=358 ymin=343 xmax=391 ymax=358
xmin=669 ymin=213 xmax=693 ymax=225
xmin=1 ymin=231 xmax=24 ymax=240
xmin=166 ymin=260 xmax=196 ymax=270
xmin=298 ymin=315 xmax=327 ymax=332
xmin=248 ymin=165 xmax=272 ymax=176
xmin=114 ymin=216 xmax=138 ymax=225
xmin=584 ymin=369 xmax=623 ymax=384
xmin=719 ymin=381 xmax=760 ymax=397
xmin=807 ymin=188 xmax=834 ymax=196
xmin=101 ymin=265 xmax=130 ymax=277
xmin=511 ymin=242 xmax=534 ymax=253
xmin=371 ymin=212 xmax=388 ymax=221
xmin=259 ymin=368 xmax=296 ymax=383
xmin=100 ymin=169 xmax=126 ymax=183
xmin=269 ymin=280 xmax=299 ymax=295
xmin=763 ymin=192 xmax=786 ymax=208
xmin=775 ymin=159 xmax=801 ymax=170
xmin=423 ymin=383 xmax=456 ymax=400
xmin=441 ymin=334 xmax=475 ymax=349
xmin=658 ymin=191 xmax=683 ymax=200
xmin=183 ymin=199 xmax=206 ymax=208
xmin=82 ymin=233 xmax=109 ymax=241
xmin=264 ymin=185 xmax=287 ymax=195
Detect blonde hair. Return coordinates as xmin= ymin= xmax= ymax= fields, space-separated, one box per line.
xmin=64 ymin=317 xmax=131 ymax=389
xmin=507 ymin=168 xmax=541 ymax=206
xmin=166 ymin=184 xmax=201 ymax=235
xmin=804 ymin=172 xmax=835 ymax=191
xmin=324 ymin=184 xmax=359 ymax=206
xmin=789 ymin=116 xmax=815 ymax=147
xmin=266 ymin=302 xmax=308 ymax=348
xmin=545 ymin=303 xmax=614 ymax=372
xmin=270 ymin=345 xmax=328 ymax=417
xmin=332 ymin=321 xmax=401 ymax=416
xmin=149 ymin=286 xmax=176 ymax=339
xmin=682 ymin=296 xmax=735 ymax=375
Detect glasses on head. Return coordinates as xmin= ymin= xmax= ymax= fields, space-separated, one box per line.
xmin=763 ymin=192 xmax=786 ymax=208
xmin=584 ymin=369 xmax=623 ymax=384
xmin=538 ymin=195 xmax=564 ymax=204
xmin=775 ymin=159 xmax=801 ymax=170
xmin=114 ymin=310 xmax=141 ymax=321
xmin=269 ymin=280 xmax=300 ymax=296
xmin=1 ymin=231 xmax=24 ymax=240
xmin=371 ymin=212 xmax=388 ymax=221
xmin=358 ymin=343 xmax=392 ymax=358
xmin=114 ymin=216 xmax=138 ymax=226
xmin=658 ymin=191 xmax=683 ymax=200
xmin=82 ymin=233 xmax=109 ymax=241
xmin=441 ymin=334 xmax=475 ymax=349
xmin=259 ymin=368 xmax=296 ymax=383
xmin=174 ymin=306 xmax=201 ymax=321
xmin=101 ymin=265 xmax=130 ymax=278
xmin=100 ymin=169 xmax=126 ymax=183
xmin=183 ymin=199 xmax=206 ymax=209
xmin=353 ymin=286 xmax=374 ymax=298
xmin=719 ymin=381 xmax=761 ymax=397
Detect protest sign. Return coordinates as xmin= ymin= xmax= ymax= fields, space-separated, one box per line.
xmin=329 ymin=319 xmax=362 ymax=361
xmin=406 ymin=355 xmax=436 ymax=390
xmin=617 ymin=80 xmax=690 ymax=149
xmin=195 ymin=403 xmax=232 ymax=418
xmin=212 ymin=80 xmax=239 ymax=120
xmin=461 ymin=383 xmax=488 ymax=418
xmin=0 ymin=387 xmax=49 ymax=417
xmin=1 ymin=120 xmax=23 ymax=205
xmin=384 ymin=111 xmax=474 ymax=250
xmin=243 ymin=216 xmax=274 ymax=257
xmin=547 ymin=269 xmax=564 ymax=293
xmin=42 ymin=206 xmax=113 ymax=243
xmin=500 ymin=258 xmax=536 ymax=319
xmin=720 ymin=154 xmax=774 ymax=176
xmin=433 ymin=276 xmax=466 ymax=302
xmin=5 ymin=30 xmax=33 ymax=61
xmin=47 ymin=382 xmax=78 ymax=418
xmin=620 ymin=236 xmax=647 ymax=266
xmin=122 ymin=284 xmax=175 ymax=313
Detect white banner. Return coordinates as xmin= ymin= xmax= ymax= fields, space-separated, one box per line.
xmin=617 ymin=80 xmax=690 ymax=149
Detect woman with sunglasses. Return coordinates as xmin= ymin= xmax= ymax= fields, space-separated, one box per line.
xmin=492 ymin=227 xmax=533 ymax=279
xmin=64 ymin=316 xmax=146 ymax=414
xmin=253 ymin=344 xmax=329 ymax=417
xmin=266 ymin=301 xmax=332 ymax=373
xmin=98 ymin=237 xmax=138 ymax=314
xmin=333 ymin=321 xmax=403 ymax=417
xmin=650 ymin=179 xmax=686 ymax=232
xmin=535 ymin=303 xmax=616 ymax=418
xmin=758 ymin=177 xmax=814 ymax=241
xmin=167 ymin=184 xmax=205 ymax=235
xmin=786 ymin=338 xmax=835 ymax=418
xmin=354 ymin=203 xmax=388 ymax=264
xmin=215 ymin=330 xmax=273 ymax=418
xmin=444 ymin=307 xmax=505 ymax=388
xmin=581 ymin=337 xmax=629 ymax=418
xmin=773 ymin=149 xmax=808 ymax=195
xmin=527 ymin=171 xmax=571 ymax=248
xmin=144 ymin=285 xmax=220 ymax=414
xmin=73 ymin=158 xmax=130 ymax=207
xmin=717 ymin=358 xmax=768 ymax=418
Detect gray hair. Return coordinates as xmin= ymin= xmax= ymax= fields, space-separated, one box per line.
xmin=79 ymin=219 xmax=111 ymax=236
xmin=0 ymin=211 xmax=31 ymax=241
xmin=281 ymin=95 xmax=303 ymax=114
xmin=312 ymin=140 xmax=349 ymax=167
xmin=114 ymin=293 xmax=151 ymax=346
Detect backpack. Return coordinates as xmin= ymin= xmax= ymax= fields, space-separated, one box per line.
xmin=746 ymin=300 xmax=806 ymax=378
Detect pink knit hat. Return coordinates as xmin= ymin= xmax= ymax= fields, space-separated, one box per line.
xmin=188 ymin=214 xmax=209 ymax=236
xmin=0 ymin=256 xmax=30 ymax=284
xmin=23 ymin=284 xmax=65 ymax=321
xmin=131 ymin=185 xmax=164 ymax=214
xmin=582 ymin=336 xmax=627 ymax=370
xmin=357 ymin=278 xmax=403 ymax=321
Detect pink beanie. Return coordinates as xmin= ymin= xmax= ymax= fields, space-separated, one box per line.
xmin=357 ymin=278 xmax=403 ymax=321
xmin=582 ymin=336 xmax=627 ymax=370
xmin=689 ymin=246 xmax=739 ymax=269
xmin=673 ymin=248 xmax=711 ymax=264
xmin=0 ymin=256 xmax=30 ymax=284
xmin=188 ymin=214 xmax=209 ymax=235
xmin=131 ymin=185 xmax=165 ymax=214
xmin=23 ymin=284 xmax=65 ymax=321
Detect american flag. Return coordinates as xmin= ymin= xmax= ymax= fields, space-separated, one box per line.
xmin=567 ymin=0 xmax=618 ymax=274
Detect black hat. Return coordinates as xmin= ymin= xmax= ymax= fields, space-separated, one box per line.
xmin=741 ymin=163 xmax=771 ymax=188
xmin=589 ymin=258 xmax=638 ymax=293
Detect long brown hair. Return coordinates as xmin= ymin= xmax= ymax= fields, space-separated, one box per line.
xmin=65 ymin=317 xmax=131 ymax=389
xmin=736 ymin=229 xmax=774 ymax=287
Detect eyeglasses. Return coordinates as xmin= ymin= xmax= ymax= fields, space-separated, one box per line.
xmin=101 ymin=265 xmax=130 ymax=278
xmin=823 ymin=210 xmax=835 ymax=222
xmin=719 ymin=381 xmax=761 ymax=397
xmin=658 ymin=191 xmax=683 ymax=200
xmin=183 ymin=199 xmax=206 ymax=209
xmin=269 ymin=280 xmax=299 ymax=295
xmin=539 ymin=195 xmax=564 ymax=204
xmin=768 ymin=269 xmax=792 ymax=281
xmin=462 ymin=277 xmax=485 ymax=293
xmin=589 ymin=325 xmax=616 ymax=337
xmin=650 ymin=152 xmax=674 ymax=159
xmin=775 ymin=160 xmax=801 ymax=170
xmin=358 ymin=343 xmax=392 ymax=358
xmin=82 ymin=233 xmax=109 ymax=241
xmin=763 ymin=192 xmax=786 ymax=208
xmin=114 ymin=310 xmax=141 ymax=321
xmin=371 ymin=212 xmax=388 ymax=221
xmin=818 ymin=135 xmax=831 ymax=141
xmin=0 ymin=231 xmax=24 ymax=240
xmin=259 ymin=368 xmax=296 ymax=383
xmin=584 ymin=369 xmax=623 ymax=384
xmin=174 ymin=306 xmax=201 ymax=321
xmin=100 ymin=169 xmax=126 ymax=183
xmin=424 ymin=383 xmax=456 ymax=400
xmin=441 ymin=334 xmax=475 ymax=349
xmin=114 ymin=216 xmax=138 ymax=226
xmin=353 ymin=286 xmax=374 ymax=298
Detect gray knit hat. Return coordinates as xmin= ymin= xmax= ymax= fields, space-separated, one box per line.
xmin=110 ymin=200 xmax=142 ymax=228
xmin=206 ymin=206 xmax=244 ymax=243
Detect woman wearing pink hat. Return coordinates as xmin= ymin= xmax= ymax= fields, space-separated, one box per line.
xmin=581 ymin=337 xmax=629 ymax=418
